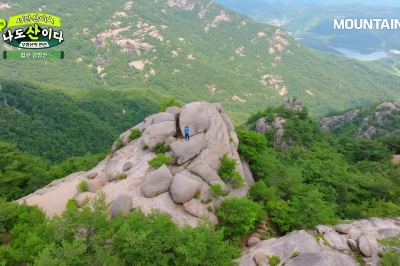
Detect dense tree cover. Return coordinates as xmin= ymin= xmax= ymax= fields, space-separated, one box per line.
xmin=0 ymin=78 xmax=166 ymax=162
xmin=0 ymin=194 xmax=239 ymax=266
xmin=0 ymin=141 xmax=105 ymax=201
xmin=240 ymin=105 xmax=400 ymax=233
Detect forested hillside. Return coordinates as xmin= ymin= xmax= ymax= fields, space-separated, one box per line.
xmin=1 ymin=0 xmax=400 ymax=122
xmin=0 ymin=78 xmax=170 ymax=161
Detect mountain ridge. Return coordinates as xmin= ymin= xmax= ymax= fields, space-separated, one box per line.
xmin=1 ymin=0 xmax=400 ymax=123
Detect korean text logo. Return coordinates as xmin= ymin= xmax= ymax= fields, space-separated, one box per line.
xmin=2 ymin=13 xmax=63 ymax=49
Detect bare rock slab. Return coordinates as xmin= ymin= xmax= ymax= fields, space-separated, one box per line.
xmin=324 ymin=231 xmax=350 ymax=251
xmin=358 ymin=236 xmax=372 ymax=257
xmin=141 ymin=165 xmax=174 ymax=198
xmin=170 ymin=133 xmax=203 ymax=165
xmin=183 ymin=198 xmax=208 ymax=218
xmin=191 ymin=163 xmax=220 ymax=183
xmin=170 ymin=174 xmax=202 ymax=203
xmin=143 ymin=121 xmax=177 ymax=150
xmin=110 ymin=194 xmax=133 ymax=218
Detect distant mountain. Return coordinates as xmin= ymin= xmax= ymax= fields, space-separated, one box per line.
xmin=1 ymin=0 xmax=400 ymax=124
xmin=252 ymin=0 xmax=400 ymax=6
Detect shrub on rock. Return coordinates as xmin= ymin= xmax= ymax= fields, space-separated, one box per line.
xmin=76 ymin=180 xmax=89 ymax=192
xmin=129 ymin=129 xmax=142 ymax=142
xmin=215 ymin=197 xmax=266 ymax=238
xmin=148 ymin=154 xmax=171 ymax=168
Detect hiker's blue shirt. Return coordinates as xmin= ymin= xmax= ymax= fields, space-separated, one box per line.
xmin=184 ymin=128 xmax=189 ymax=134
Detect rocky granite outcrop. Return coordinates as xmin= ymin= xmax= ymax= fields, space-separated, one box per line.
xmin=17 ymin=101 xmax=251 ymax=227
xmin=254 ymin=97 xmax=301 ymax=151
xmin=320 ymin=101 xmax=400 ymax=139
xmin=237 ymin=216 xmax=400 ymax=266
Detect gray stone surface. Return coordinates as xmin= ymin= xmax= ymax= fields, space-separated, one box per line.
xmin=179 ymin=102 xmax=210 ymax=136
xmin=378 ymin=228 xmax=400 ymax=238
xmin=170 ymin=133 xmax=203 ymax=165
xmin=348 ymin=239 xmax=359 ymax=252
xmin=87 ymin=178 xmax=106 ymax=193
xmin=191 ymin=163 xmax=220 ymax=183
xmin=143 ymin=120 xmax=177 ymax=150
xmin=183 ymin=198 xmax=209 ymax=218
xmin=150 ymin=112 xmax=176 ymax=124
xmin=165 ymin=106 xmax=181 ymax=117
xmin=256 ymin=117 xmax=271 ymax=134
xmin=86 ymin=172 xmax=98 ymax=179
xmin=110 ymin=194 xmax=133 ymax=218
xmin=170 ymin=174 xmax=202 ymax=203
xmin=324 ymin=231 xmax=350 ymax=251
xmin=335 ymin=224 xmax=352 ymax=234
xmin=123 ymin=162 xmax=133 ymax=171
xmin=247 ymin=237 xmax=262 ymax=247
xmin=285 ymin=253 xmax=341 ymax=266
xmin=141 ymin=165 xmax=174 ymax=198
xmin=164 ymin=136 xmax=176 ymax=146
xmin=316 ymin=225 xmax=333 ymax=234
xmin=359 ymin=236 xmax=372 ymax=257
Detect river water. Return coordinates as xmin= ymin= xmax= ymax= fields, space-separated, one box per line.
xmin=330 ymin=46 xmax=388 ymax=61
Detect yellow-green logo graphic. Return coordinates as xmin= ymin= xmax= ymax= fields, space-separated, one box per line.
xmin=2 ymin=13 xmax=63 ymax=49
xmin=0 ymin=18 xmax=6 ymax=31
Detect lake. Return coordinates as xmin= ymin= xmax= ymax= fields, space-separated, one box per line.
xmin=330 ymin=47 xmax=388 ymax=61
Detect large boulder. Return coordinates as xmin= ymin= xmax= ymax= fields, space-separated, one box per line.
xmin=170 ymin=174 xmax=202 ymax=203
xmin=335 ymin=224 xmax=352 ymax=234
xmin=165 ymin=106 xmax=181 ymax=117
xmin=141 ymin=165 xmax=174 ymax=198
xmin=165 ymin=136 xmax=176 ymax=146
xmin=143 ymin=121 xmax=177 ymax=150
xmin=170 ymin=133 xmax=203 ymax=165
xmin=179 ymin=102 xmax=210 ymax=136
xmin=86 ymin=172 xmax=98 ymax=179
xmin=87 ymin=178 xmax=106 ymax=193
xmin=256 ymin=117 xmax=271 ymax=134
xmin=183 ymin=198 xmax=208 ymax=218
xmin=316 ymin=225 xmax=333 ymax=234
xmin=190 ymin=163 xmax=220 ymax=183
xmin=151 ymin=112 xmax=176 ymax=125
xmin=123 ymin=162 xmax=133 ymax=171
xmin=358 ymin=236 xmax=372 ymax=257
xmin=324 ymin=231 xmax=350 ymax=251
xmin=110 ymin=194 xmax=133 ymax=218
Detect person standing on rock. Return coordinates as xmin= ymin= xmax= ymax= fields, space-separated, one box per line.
xmin=183 ymin=126 xmax=191 ymax=142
